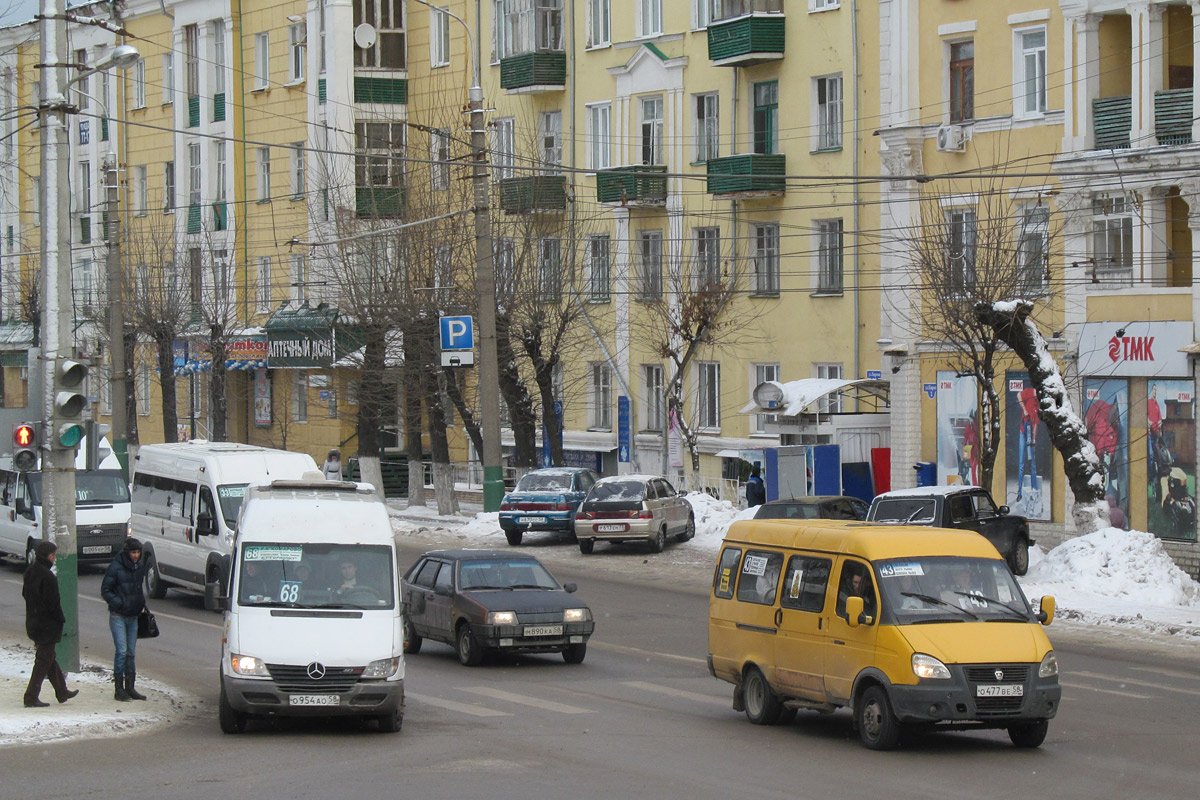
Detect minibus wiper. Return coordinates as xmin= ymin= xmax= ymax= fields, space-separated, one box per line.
xmin=904 ymin=506 xmax=932 ymax=524
xmin=900 ymin=592 xmax=979 ymax=620
xmin=949 ymin=591 xmax=1029 ymax=621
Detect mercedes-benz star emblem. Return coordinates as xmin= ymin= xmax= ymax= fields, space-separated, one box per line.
xmin=994 ymin=670 xmax=1005 ymax=681
xmin=306 ymin=662 xmax=326 ymax=680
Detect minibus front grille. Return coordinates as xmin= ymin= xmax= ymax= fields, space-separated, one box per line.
xmin=266 ymin=664 xmax=364 ymax=693
xmin=964 ymin=665 xmax=1030 ymax=683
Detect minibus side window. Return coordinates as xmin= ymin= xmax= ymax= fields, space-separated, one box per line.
xmin=736 ymin=550 xmax=784 ymax=606
xmin=781 ymin=556 xmax=831 ymax=613
xmin=0 ymin=470 xmax=15 ymax=505
xmin=713 ymin=547 xmax=742 ymax=598
xmin=836 ymin=561 xmax=877 ymax=622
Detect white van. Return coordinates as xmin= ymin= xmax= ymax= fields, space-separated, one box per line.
xmin=131 ymin=442 xmax=318 ymax=597
xmin=206 ymin=479 xmax=405 ymax=734
xmin=0 ymin=440 xmax=131 ymax=567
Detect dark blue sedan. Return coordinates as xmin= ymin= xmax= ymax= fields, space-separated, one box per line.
xmin=499 ymin=468 xmax=600 ymax=546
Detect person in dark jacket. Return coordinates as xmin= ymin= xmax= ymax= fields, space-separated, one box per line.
xmin=101 ymin=538 xmax=148 ymax=701
xmin=22 ymin=540 xmax=78 ymax=707
xmin=746 ymin=465 xmax=766 ymax=508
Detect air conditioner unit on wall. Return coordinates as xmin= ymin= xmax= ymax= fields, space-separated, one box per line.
xmin=936 ymin=124 xmax=967 ymax=152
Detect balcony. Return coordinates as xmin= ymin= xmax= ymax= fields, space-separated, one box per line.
xmin=499 ymin=175 xmax=567 ymax=214
xmin=188 ymin=96 xmax=200 ymax=128
xmin=705 ymin=154 xmax=786 ymax=196
xmin=213 ymin=92 xmax=226 ymax=122
xmin=500 ymin=52 xmax=566 ymax=93
xmin=707 ymin=11 xmax=785 ymax=67
xmin=596 ymin=165 xmax=668 ymax=205
xmin=1155 ymin=88 xmax=1193 ymax=146
xmin=356 ymin=186 xmax=405 ymax=218
xmin=354 ymin=77 xmax=407 ymax=104
xmin=1093 ymin=95 xmax=1131 ymax=150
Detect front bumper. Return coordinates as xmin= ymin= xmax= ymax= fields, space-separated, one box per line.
xmin=223 ymin=674 xmax=404 ymax=718
xmin=474 ymin=620 xmax=595 ymax=652
xmin=887 ymin=666 xmax=1060 ymax=728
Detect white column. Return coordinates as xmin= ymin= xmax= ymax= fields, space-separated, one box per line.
xmin=1145 ymin=186 xmax=1171 ymax=285
xmin=1128 ymin=1 xmax=1165 ymax=146
xmin=1057 ymin=190 xmax=1093 ymax=331
xmin=1191 ymin=2 xmax=1200 ymax=142
xmin=1066 ymin=15 xmax=1100 ymax=152
xmin=612 ymin=206 xmax=632 ymax=474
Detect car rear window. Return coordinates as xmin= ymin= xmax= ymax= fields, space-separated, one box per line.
xmin=755 ymin=503 xmax=820 ymax=520
xmin=516 ymin=473 xmax=572 ymax=491
xmin=871 ymin=498 xmax=936 ymax=524
xmin=589 ymin=480 xmax=646 ymax=502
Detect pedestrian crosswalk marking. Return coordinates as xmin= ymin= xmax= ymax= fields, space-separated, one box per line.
xmin=407 ymin=692 xmax=511 ymax=717
xmin=1060 ymin=681 xmax=1151 ymax=699
xmin=459 ymin=686 xmax=594 ymax=714
xmin=1072 ymin=670 xmax=1200 ymax=697
xmin=621 ymin=681 xmax=729 ymax=706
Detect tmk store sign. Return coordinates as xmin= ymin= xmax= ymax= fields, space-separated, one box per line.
xmin=1076 ymin=321 xmax=1192 ymax=377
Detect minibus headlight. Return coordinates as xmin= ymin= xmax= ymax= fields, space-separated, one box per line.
xmin=230 ymin=653 xmax=270 ymax=677
xmin=912 ymin=653 xmax=952 ymax=680
xmin=1039 ymin=651 xmax=1059 ymax=678
xmin=488 ymin=611 xmax=517 ymax=625
xmin=362 ymin=656 xmax=401 ymax=679
xmin=563 ymin=608 xmax=590 ymax=623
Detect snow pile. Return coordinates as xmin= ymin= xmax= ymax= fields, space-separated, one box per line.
xmin=685 ymin=491 xmax=757 ymax=548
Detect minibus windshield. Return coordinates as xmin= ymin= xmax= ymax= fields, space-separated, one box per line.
xmin=877 ymin=557 xmax=1033 ymax=624
xmin=236 ymin=542 xmax=395 ymax=609
xmin=27 ymin=470 xmax=131 ymax=506
xmin=217 ymin=484 xmax=249 ymax=528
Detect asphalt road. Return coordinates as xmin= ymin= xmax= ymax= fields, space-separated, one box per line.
xmin=1 ymin=539 xmax=1198 ymax=800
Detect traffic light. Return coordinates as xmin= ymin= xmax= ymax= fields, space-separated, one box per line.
xmin=12 ymin=422 xmax=38 ymax=471
xmin=51 ymin=357 xmax=88 ymax=449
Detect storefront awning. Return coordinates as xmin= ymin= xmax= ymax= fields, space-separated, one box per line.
xmin=739 ymin=378 xmax=891 ymax=416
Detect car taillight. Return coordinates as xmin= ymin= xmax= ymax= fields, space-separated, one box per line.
xmin=636 ymin=509 xmax=654 ymax=519
xmin=556 ymin=502 xmax=571 ymax=511
xmin=499 ymin=501 xmax=511 ymax=511
xmin=578 ymin=511 xmax=593 ymax=520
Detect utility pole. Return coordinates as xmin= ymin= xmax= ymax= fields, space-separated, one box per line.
xmin=105 ymin=153 xmax=129 ymax=478
xmin=38 ymin=0 xmax=80 ymax=671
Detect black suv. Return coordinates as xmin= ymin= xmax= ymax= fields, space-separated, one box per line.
xmin=866 ymin=487 xmax=1033 ymax=575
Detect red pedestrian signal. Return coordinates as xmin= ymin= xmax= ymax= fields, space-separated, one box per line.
xmin=12 ymin=422 xmax=38 ymax=471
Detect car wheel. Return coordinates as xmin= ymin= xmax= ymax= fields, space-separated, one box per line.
xmin=24 ymin=538 xmax=37 ymax=571
xmin=145 ymin=553 xmax=168 ymax=600
xmin=562 ymin=643 xmax=587 ymax=664
xmin=1009 ymin=539 xmax=1030 ymax=576
xmin=1008 ymin=719 xmax=1049 ymax=748
xmin=678 ymin=513 xmax=696 ymax=542
xmin=743 ymin=666 xmax=782 ymax=725
xmin=505 ymin=530 xmax=523 ymax=546
xmin=402 ymin=617 xmax=423 ymax=654
xmin=650 ymin=526 xmax=666 ymax=554
xmin=857 ymin=685 xmax=901 ymax=750
xmin=376 ymin=709 xmax=403 ymax=733
xmin=578 ymin=539 xmax=594 ymax=555
xmin=218 ymin=682 xmax=247 ymax=735
xmin=456 ymin=623 xmax=485 ymax=667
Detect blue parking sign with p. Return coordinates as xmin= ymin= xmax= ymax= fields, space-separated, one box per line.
xmin=440 ymin=316 xmax=474 ymax=351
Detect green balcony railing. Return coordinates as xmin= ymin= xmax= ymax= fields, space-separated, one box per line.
xmin=354 ymin=76 xmax=407 ymax=104
xmin=499 ymin=175 xmax=567 ymax=213
xmin=707 ymin=14 xmax=785 ymax=66
xmin=706 ymin=154 xmax=786 ymax=195
xmin=79 ymin=216 xmax=91 ymax=244
xmin=1093 ymin=95 xmax=1131 ymax=150
xmin=187 ymin=203 xmax=201 ymax=233
xmin=318 ymin=78 xmax=327 ymax=105
xmin=100 ymin=117 xmax=109 ymax=141
xmin=1155 ymin=88 xmax=1193 ymax=146
xmin=213 ymin=201 xmax=228 ymax=231
xmin=596 ymin=165 xmax=668 ymax=204
xmin=500 ymin=52 xmax=566 ymax=92
xmin=213 ymin=92 xmax=226 ymax=122
xmin=356 ymin=186 xmax=406 ymax=217
xmin=188 ymin=96 xmax=200 ymax=128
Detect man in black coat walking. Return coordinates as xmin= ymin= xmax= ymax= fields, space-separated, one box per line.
xmin=22 ymin=540 xmax=79 ymax=707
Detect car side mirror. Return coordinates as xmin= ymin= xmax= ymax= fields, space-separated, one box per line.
xmin=563 ymin=582 xmax=577 ymax=593
xmin=845 ymin=596 xmax=864 ymax=628
xmin=204 ymin=580 xmax=229 ymax=612
xmin=434 ymin=584 xmax=453 ymax=597
xmin=196 ymin=512 xmax=216 ymax=537
xmin=998 ymin=505 xmax=1011 ymax=515
xmin=15 ymin=497 xmax=30 ymax=516
xmin=1037 ymin=595 xmax=1055 ymax=625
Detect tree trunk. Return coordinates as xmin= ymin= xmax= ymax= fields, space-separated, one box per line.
xmin=426 ymin=372 xmax=458 ymax=515
xmin=497 ymin=324 xmax=537 ymax=468
xmin=975 ymin=301 xmax=1109 ymax=532
xmin=442 ymin=367 xmax=483 ymax=457
xmin=401 ymin=333 xmax=426 ymax=507
xmin=977 ymin=376 xmax=1000 ymax=492
xmin=154 ymin=330 xmax=179 ymax=442
xmin=356 ymin=333 xmax=388 ymax=499
xmin=123 ymin=327 xmax=140 ymax=447
xmin=533 ymin=362 xmax=564 ymax=467
xmin=209 ymin=326 xmax=228 ymax=442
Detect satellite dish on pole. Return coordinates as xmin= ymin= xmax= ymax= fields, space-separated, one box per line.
xmin=354 ymin=23 xmax=377 ymax=49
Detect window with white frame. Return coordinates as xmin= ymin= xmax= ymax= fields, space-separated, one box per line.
xmin=588 ymin=0 xmax=610 ymax=47
xmin=587 ymin=103 xmax=611 ymax=170
xmin=1017 ymin=204 xmax=1049 ymax=293
xmin=257 ymin=257 xmax=272 ymax=312
xmin=753 ymin=223 xmax=780 ymax=295
xmin=1015 ymin=27 xmax=1047 ymax=117
xmin=817 ymin=218 xmax=843 ymax=293
xmin=492 ymin=117 xmax=515 ymax=179
xmin=715 ymin=0 xmax=783 ymax=22
xmin=162 ymin=53 xmax=174 ymax=104
xmin=590 ymin=362 xmax=612 ymax=429
xmin=354 ymin=0 xmax=406 ymax=68
xmin=293 ymin=371 xmax=308 ymax=421
xmin=694 ymin=227 xmax=721 ymax=288
xmin=188 ymin=143 xmax=201 ymax=213
xmin=292 ymin=254 xmax=308 ymax=301
xmin=291 ymin=143 xmax=305 ymax=198
xmin=638 ymin=0 xmax=662 ymax=37
xmin=811 ymin=0 xmax=839 ymax=10
xmin=539 ymin=110 xmax=562 ymax=173
xmin=318 ymin=0 xmax=327 ymax=72
xmin=355 ymin=122 xmax=406 ymax=191
xmin=212 ymin=249 xmax=233 ymax=307
xmin=74 ymin=258 xmax=94 ymax=311
xmin=587 ymin=235 xmax=610 ymax=301
xmin=643 ymin=365 xmax=664 ymax=432
xmin=79 ymin=160 xmax=91 ymax=216
xmin=694 ymin=0 xmax=713 ymax=29
xmin=433 ymin=245 xmax=453 ymax=306
xmin=641 ymin=95 xmax=664 ymax=165
xmin=694 ymin=93 xmax=719 ymax=161
xmin=74 ymin=49 xmax=88 ymax=109
xmin=212 ymin=19 xmax=227 ymax=95
xmin=188 ymin=247 xmax=203 ymax=309
xmin=257 ymin=147 xmax=271 ymax=201
xmin=431 ymin=7 xmax=451 ymax=67
xmin=752 ymin=363 xmax=780 ymax=433
xmin=254 ymin=33 xmax=269 ymax=89
xmin=538 ymin=238 xmax=562 ymax=302
xmin=815 ymin=363 xmax=843 ymax=413
xmin=431 ymin=128 xmax=450 ymax=190
xmin=290 ymin=22 xmax=306 ymax=81
xmin=1092 ymin=196 xmax=1134 ymax=283
xmin=949 ymin=40 xmax=974 ymax=123
xmin=494 ymin=237 xmax=516 ymax=299
xmin=639 ymin=230 xmax=663 ymax=301
xmin=214 ymin=142 xmax=228 ymax=229
xmin=815 ymin=75 xmax=842 ymax=149
xmin=134 ymin=165 xmax=147 ymax=216
xmin=697 ymin=361 xmax=721 ymax=430
xmin=946 ymin=209 xmax=977 ymax=293
xmin=185 ymin=24 xmax=200 ymax=98
xmin=138 ymin=365 xmax=151 ymax=415
xmin=132 ymin=59 xmax=146 ymax=108
xmin=163 ymin=161 xmax=175 ymax=212
xmin=496 ymin=0 xmax=564 ymax=58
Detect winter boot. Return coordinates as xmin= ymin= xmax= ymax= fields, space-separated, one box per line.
xmin=114 ymin=674 xmax=131 ymax=702
xmin=126 ymin=673 xmax=147 ymax=701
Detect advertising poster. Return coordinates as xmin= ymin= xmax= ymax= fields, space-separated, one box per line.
xmin=1083 ymin=378 xmax=1129 ymax=528
xmin=936 ymin=371 xmax=979 ymax=486
xmin=1146 ymin=380 xmax=1197 ymax=541
xmin=1005 ymin=372 xmax=1053 ymax=520
xmin=253 ymin=369 xmax=272 ymax=427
